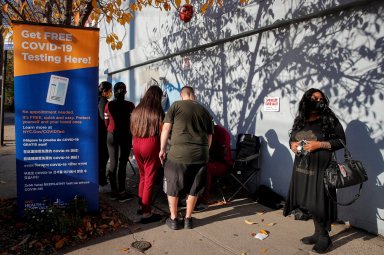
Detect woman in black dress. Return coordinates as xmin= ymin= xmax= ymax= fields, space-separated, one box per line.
xmin=283 ymin=88 xmax=346 ymax=253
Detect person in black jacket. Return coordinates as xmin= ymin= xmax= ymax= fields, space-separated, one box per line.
xmin=104 ymin=82 xmax=135 ymax=202
xmin=98 ymin=81 xmax=112 ymax=190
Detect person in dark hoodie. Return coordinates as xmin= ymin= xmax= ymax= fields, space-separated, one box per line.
xmin=104 ymin=82 xmax=135 ymax=202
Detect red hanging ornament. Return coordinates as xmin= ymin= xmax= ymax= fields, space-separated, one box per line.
xmin=179 ymin=4 xmax=194 ymax=23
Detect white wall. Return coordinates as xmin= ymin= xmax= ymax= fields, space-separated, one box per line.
xmin=99 ymin=0 xmax=384 ymax=235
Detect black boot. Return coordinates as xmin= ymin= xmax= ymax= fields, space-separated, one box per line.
xmin=312 ymin=220 xmax=332 ymax=253
xmin=301 ymin=219 xmax=319 ymax=245
xmin=312 ymin=235 xmax=332 ymax=253
xmin=301 ymin=233 xmax=318 ymax=245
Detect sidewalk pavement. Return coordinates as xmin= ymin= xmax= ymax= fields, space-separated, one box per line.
xmin=1 ymin=111 xmax=383 ymax=255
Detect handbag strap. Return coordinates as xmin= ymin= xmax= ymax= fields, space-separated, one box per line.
xmin=324 ymin=181 xmax=363 ymax=206
xmin=338 ymin=139 xmax=353 ymax=160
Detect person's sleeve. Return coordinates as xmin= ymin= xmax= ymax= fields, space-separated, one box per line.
xmin=104 ymin=103 xmax=110 ymax=128
xmin=209 ymin=121 xmax=214 ymax=135
xmin=163 ymin=103 xmax=175 ymax=124
xmin=98 ymin=99 xmax=106 ymax=120
xmin=205 ymin=110 xmax=214 ymax=134
xmin=328 ymin=118 xmax=346 ymax=151
xmin=289 ymin=129 xmax=296 ymax=144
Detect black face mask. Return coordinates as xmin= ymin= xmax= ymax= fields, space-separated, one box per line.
xmin=308 ymin=100 xmax=326 ymax=112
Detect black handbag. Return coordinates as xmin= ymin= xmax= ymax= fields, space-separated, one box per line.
xmin=323 ymin=140 xmax=368 ymax=206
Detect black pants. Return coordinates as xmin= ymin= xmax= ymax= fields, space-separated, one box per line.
xmin=107 ymin=132 xmax=131 ymax=192
xmin=98 ymin=131 xmax=109 ymax=186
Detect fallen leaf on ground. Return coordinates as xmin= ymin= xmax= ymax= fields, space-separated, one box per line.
xmin=244 ymin=219 xmax=257 ymax=225
xmin=52 ymin=235 xmax=62 ymax=242
xmin=21 ymin=234 xmax=31 ymax=245
xmin=28 ymin=239 xmax=37 ymax=248
xmin=0 ymin=198 xmax=130 ymax=254
xmin=55 ymin=238 xmax=65 ymax=249
xmin=260 ymin=229 xmax=269 ymax=235
xmin=260 ymin=247 xmax=268 ymax=253
xmin=77 ymin=233 xmax=87 ymax=240
xmin=267 ymin=222 xmax=276 ymax=226
xmin=121 ymin=247 xmax=130 ymax=251
xmin=210 ymin=200 xmax=228 ymax=206
xmin=256 ymin=211 xmax=265 ymax=215
xmin=33 ymin=242 xmax=43 ymax=249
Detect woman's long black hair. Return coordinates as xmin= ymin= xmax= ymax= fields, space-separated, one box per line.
xmin=113 ymin=82 xmax=127 ymax=101
xmin=291 ymin=88 xmax=339 ymax=139
xmin=98 ymin=81 xmax=112 ymax=97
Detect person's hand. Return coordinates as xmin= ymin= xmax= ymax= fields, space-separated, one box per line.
xmin=159 ymin=150 xmax=167 ymax=166
xmin=303 ymin=141 xmax=321 ymax=153
xmin=290 ymin=141 xmax=300 ymax=153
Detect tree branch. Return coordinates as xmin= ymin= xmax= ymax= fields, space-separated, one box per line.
xmin=45 ymin=0 xmax=55 ymax=24
xmin=81 ymin=1 xmax=94 ymax=26
xmin=25 ymin=0 xmax=39 ymax=22
xmin=4 ymin=0 xmax=27 ymax=22
xmin=65 ymin=0 xmax=73 ymax=25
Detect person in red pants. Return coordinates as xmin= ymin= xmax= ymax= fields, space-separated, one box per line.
xmin=197 ymin=125 xmax=232 ymax=211
xmin=130 ymin=85 xmax=165 ymax=224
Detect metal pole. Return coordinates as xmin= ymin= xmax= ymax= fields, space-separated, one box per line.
xmin=0 ymin=15 xmax=4 ymax=146
xmin=0 ymin=49 xmax=6 ymax=146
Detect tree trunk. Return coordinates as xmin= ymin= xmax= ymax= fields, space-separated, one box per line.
xmin=45 ymin=1 xmax=53 ymax=23
xmin=0 ymin=14 xmax=3 ymax=85
xmin=81 ymin=2 xmax=94 ymax=26
xmin=65 ymin=0 xmax=73 ymax=25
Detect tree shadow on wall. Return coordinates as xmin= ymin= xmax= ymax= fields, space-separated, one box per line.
xmin=337 ymin=119 xmax=384 ymax=234
xmin=146 ymin=0 xmax=384 ymax=146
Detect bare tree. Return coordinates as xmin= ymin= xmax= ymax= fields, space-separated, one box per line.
xmin=0 ymin=0 xmax=234 ymax=50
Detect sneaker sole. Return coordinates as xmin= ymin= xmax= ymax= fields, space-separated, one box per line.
xmin=312 ymin=243 xmax=332 ymax=254
xmin=167 ymin=225 xmax=179 ymax=230
xmin=166 ymin=219 xmax=180 ymax=230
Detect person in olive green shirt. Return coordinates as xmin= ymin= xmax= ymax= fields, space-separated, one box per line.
xmin=159 ymin=86 xmax=214 ymax=230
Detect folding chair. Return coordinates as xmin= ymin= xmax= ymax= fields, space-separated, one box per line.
xmin=227 ymin=134 xmax=261 ymax=202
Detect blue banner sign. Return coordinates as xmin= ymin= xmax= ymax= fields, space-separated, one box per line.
xmin=13 ymin=22 xmax=99 ymax=215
